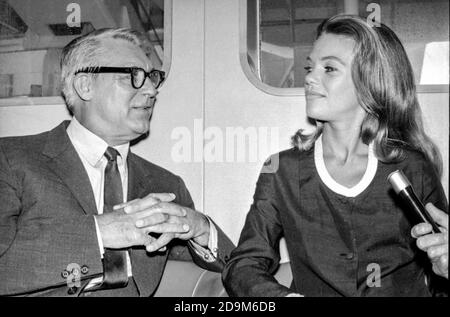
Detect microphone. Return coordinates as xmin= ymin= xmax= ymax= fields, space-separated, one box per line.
xmin=388 ymin=170 xmax=441 ymax=234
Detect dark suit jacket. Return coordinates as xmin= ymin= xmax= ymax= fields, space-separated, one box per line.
xmin=223 ymin=147 xmax=448 ymax=297
xmin=0 ymin=121 xmax=234 ymax=296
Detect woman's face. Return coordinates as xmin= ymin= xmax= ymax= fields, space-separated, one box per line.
xmin=304 ymin=33 xmax=364 ymax=124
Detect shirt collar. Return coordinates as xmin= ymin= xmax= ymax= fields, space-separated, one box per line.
xmin=66 ymin=117 xmax=130 ymax=167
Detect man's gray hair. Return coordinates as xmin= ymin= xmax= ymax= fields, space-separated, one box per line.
xmin=60 ymin=28 xmax=144 ymax=112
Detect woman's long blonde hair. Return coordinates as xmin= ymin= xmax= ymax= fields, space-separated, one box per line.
xmin=292 ymin=15 xmax=443 ymax=177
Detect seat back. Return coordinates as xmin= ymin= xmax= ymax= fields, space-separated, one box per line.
xmin=154 ymin=260 xmax=292 ymax=297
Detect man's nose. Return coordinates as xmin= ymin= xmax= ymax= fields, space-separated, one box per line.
xmin=140 ymin=77 xmax=158 ymax=97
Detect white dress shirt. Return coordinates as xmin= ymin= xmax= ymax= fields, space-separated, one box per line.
xmin=66 ymin=117 xmax=217 ymax=288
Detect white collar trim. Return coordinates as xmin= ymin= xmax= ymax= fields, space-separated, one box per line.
xmin=314 ymin=135 xmax=378 ymax=197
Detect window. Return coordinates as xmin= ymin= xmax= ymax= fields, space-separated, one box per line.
xmin=0 ymin=0 xmax=166 ymax=99
xmin=246 ymin=0 xmax=449 ymax=89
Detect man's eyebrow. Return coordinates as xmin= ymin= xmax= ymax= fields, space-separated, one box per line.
xmin=124 ymin=64 xmax=143 ymax=69
xmin=121 ymin=62 xmax=151 ymax=70
xmin=306 ymin=55 xmax=347 ymax=65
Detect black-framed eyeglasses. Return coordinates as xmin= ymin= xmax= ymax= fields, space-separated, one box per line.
xmin=75 ymin=67 xmax=165 ymax=89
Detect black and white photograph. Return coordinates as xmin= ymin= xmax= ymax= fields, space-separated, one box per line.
xmin=0 ymin=0 xmax=448 ymax=302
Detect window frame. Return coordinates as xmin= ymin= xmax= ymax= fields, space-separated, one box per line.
xmin=0 ymin=0 xmax=173 ymax=107
xmin=239 ymin=0 xmax=449 ymax=96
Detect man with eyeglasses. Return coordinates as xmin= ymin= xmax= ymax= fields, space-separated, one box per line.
xmin=0 ymin=28 xmax=234 ymax=296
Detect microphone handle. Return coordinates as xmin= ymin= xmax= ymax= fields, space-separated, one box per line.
xmin=399 ymin=187 xmax=441 ymax=234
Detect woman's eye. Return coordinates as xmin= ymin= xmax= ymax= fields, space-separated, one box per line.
xmin=304 ymin=66 xmax=312 ymax=73
xmin=325 ymin=66 xmax=337 ymax=73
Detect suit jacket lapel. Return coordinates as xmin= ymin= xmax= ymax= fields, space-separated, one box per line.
xmin=42 ymin=121 xmax=98 ymax=216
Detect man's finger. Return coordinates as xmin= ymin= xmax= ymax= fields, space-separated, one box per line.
xmin=147 ymin=193 xmax=176 ymax=202
xmin=114 ymin=198 xmax=139 ymax=211
xmin=125 ymin=194 xmax=177 ymax=214
xmin=113 ymin=193 xmax=176 ymax=214
xmin=145 ymin=233 xmax=175 ymax=252
xmin=140 ymin=234 xmax=166 ymax=252
xmin=174 ymin=232 xmax=193 ymax=240
xmin=134 ymin=231 xmax=156 ymax=246
xmin=425 ymin=203 xmax=449 ymax=230
xmin=135 ymin=203 xmax=187 ymax=219
xmin=143 ymin=222 xmax=190 ymax=234
xmin=134 ymin=213 xmax=168 ymax=228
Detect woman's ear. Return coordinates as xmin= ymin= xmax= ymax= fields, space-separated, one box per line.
xmin=73 ymin=73 xmax=94 ymax=101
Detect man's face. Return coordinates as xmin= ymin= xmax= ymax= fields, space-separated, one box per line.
xmin=79 ymin=38 xmax=158 ymax=145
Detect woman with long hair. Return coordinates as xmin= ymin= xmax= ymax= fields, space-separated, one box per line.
xmin=223 ymin=15 xmax=448 ymax=296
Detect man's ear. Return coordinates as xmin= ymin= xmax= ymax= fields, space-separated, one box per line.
xmin=73 ymin=73 xmax=94 ymax=101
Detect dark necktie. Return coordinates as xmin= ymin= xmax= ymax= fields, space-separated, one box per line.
xmin=98 ymin=147 xmax=128 ymax=289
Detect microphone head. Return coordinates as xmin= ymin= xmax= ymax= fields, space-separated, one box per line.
xmin=388 ymin=170 xmax=411 ymax=194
